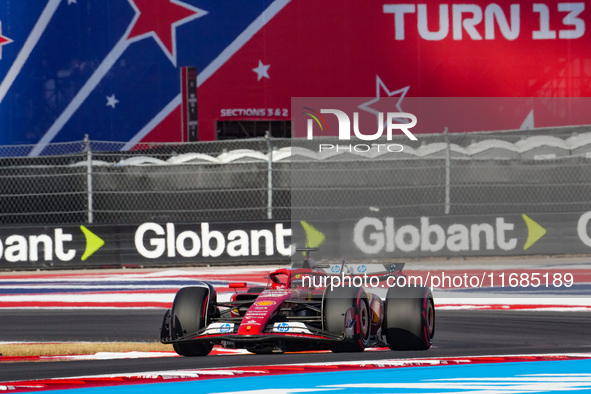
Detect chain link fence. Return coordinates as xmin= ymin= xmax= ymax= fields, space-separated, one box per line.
xmin=2 ymin=126 xmax=591 ymax=226
xmin=0 ymin=137 xmax=292 ymax=225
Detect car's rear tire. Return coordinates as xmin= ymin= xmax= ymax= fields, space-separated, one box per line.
xmin=323 ymin=285 xmax=369 ymax=352
xmin=384 ymin=285 xmax=434 ymax=350
xmin=170 ymin=286 xmax=214 ymax=356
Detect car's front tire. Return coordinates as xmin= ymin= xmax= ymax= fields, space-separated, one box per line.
xmin=170 ymin=286 xmax=214 ymax=356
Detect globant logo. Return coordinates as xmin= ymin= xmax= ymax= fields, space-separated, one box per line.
xmin=303 ymin=107 xmax=417 ymax=153
xmin=353 ymin=216 xmax=519 ymax=254
xmin=134 ymin=222 xmax=292 ymax=259
xmin=0 ymin=226 xmax=105 ymax=263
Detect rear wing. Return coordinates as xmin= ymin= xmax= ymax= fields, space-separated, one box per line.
xmin=292 ymin=248 xmax=405 ymax=277
xmin=323 ymin=261 xmax=405 ymax=276
xmin=295 ymin=247 xmax=319 ymax=258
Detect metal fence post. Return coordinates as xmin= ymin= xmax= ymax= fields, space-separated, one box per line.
xmin=265 ymin=131 xmax=273 ymax=219
xmin=444 ymin=127 xmax=450 ymax=215
xmin=84 ymin=135 xmax=93 ymax=224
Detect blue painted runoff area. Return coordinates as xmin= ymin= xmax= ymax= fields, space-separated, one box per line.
xmin=41 ymin=359 xmax=591 ymax=394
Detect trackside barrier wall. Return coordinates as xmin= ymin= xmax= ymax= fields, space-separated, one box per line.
xmin=3 ymin=212 xmax=591 ymax=269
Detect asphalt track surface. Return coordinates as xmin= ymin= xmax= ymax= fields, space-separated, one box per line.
xmin=1 ymin=309 xmax=591 ymax=382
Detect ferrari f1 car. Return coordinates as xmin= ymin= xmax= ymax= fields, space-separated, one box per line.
xmin=160 ymin=249 xmax=435 ymax=356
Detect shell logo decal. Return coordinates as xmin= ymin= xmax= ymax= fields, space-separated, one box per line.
xmin=255 ymin=301 xmax=276 ymax=306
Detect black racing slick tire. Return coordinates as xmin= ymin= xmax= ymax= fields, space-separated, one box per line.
xmin=170 ymin=286 xmax=214 ymax=356
xmin=384 ymin=285 xmax=435 ymax=350
xmin=323 ymin=285 xmax=370 ymax=353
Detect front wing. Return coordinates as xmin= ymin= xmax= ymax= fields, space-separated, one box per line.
xmin=160 ymin=309 xmax=346 ymax=345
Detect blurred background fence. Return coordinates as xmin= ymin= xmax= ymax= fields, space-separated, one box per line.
xmin=2 ymin=125 xmax=591 ymax=226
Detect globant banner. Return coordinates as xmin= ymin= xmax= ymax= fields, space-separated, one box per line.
xmin=0 ymin=221 xmax=292 ymax=269
xmin=293 ymin=212 xmax=591 ymax=260
xmin=3 ymin=213 xmax=591 ymax=269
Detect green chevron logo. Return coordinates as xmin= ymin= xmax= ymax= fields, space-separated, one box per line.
xmin=80 ymin=226 xmax=105 ymax=261
xmin=300 ymin=221 xmax=325 ymax=249
xmin=522 ymin=214 xmax=546 ymax=250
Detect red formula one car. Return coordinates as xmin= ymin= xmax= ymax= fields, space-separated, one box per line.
xmin=160 ymin=249 xmax=435 ymax=356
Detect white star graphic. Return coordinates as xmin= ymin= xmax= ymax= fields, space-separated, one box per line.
xmin=252 ymin=60 xmax=270 ymax=81
xmin=358 ymin=76 xmax=410 ymax=125
xmin=106 ymin=94 xmax=119 ymax=108
xmin=67 ymin=0 xmax=77 ymax=4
